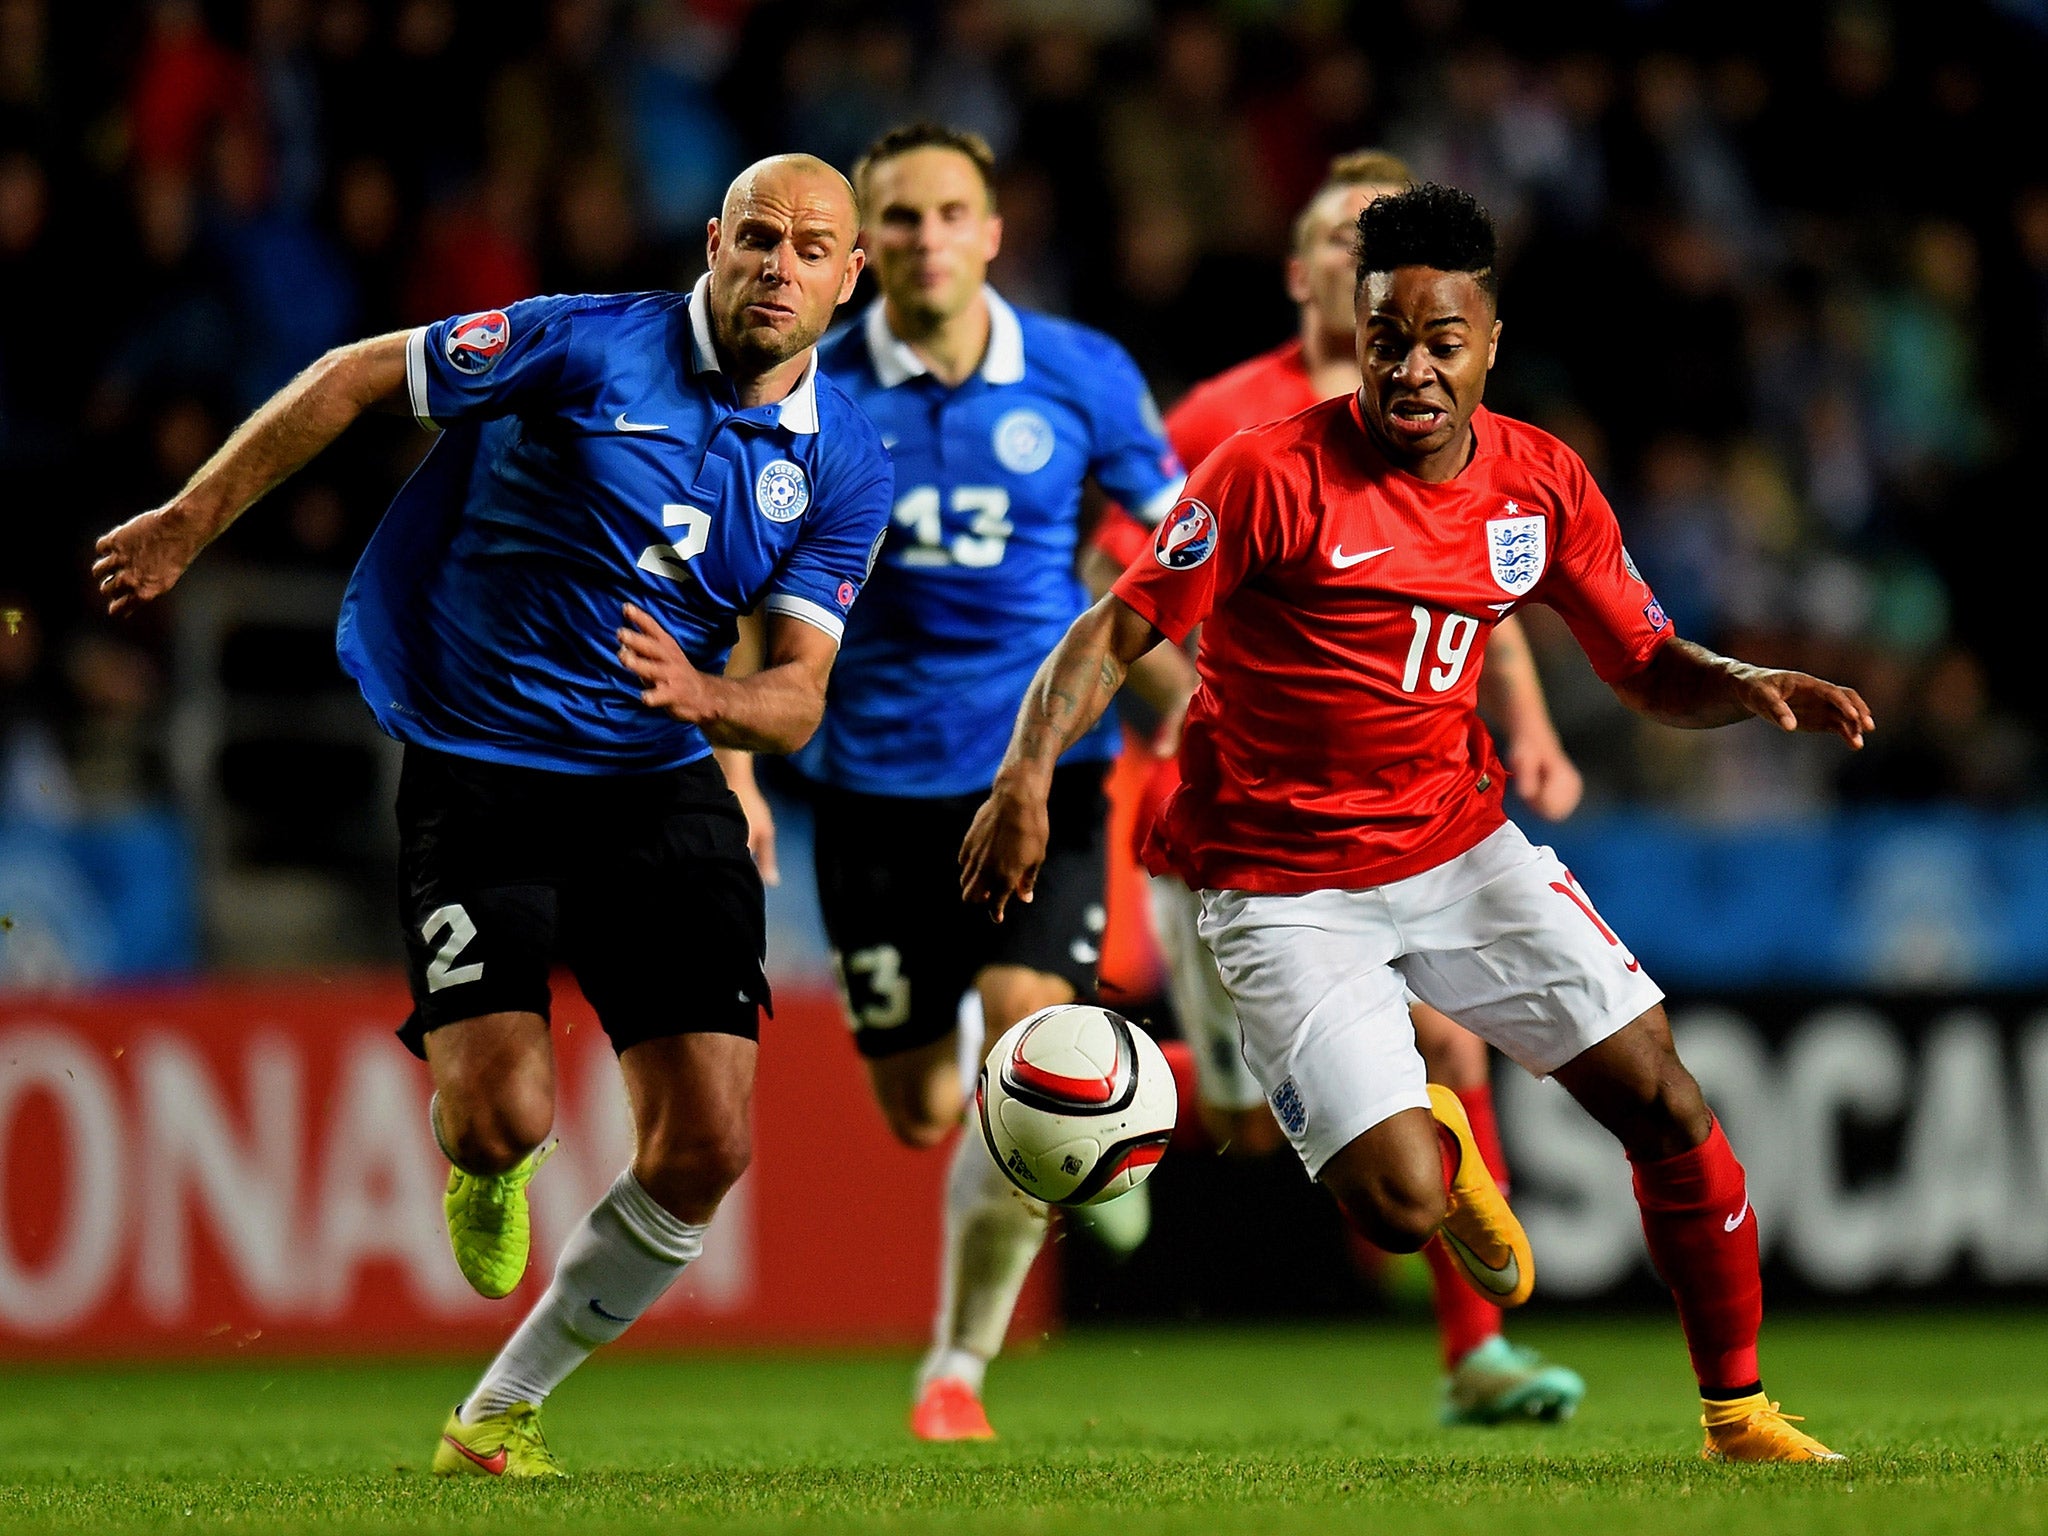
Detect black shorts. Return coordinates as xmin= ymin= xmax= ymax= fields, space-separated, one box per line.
xmin=813 ymin=760 xmax=1109 ymax=1059
xmin=393 ymin=746 xmax=770 ymax=1059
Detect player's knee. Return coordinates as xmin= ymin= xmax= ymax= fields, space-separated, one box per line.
xmin=882 ymin=1103 xmax=957 ymax=1151
xmin=1559 ymin=1010 xmax=1712 ymax=1160
xmin=439 ymin=1084 xmax=552 ymax=1175
xmin=1324 ymin=1157 xmax=1447 ymax=1254
xmin=638 ymin=1127 xmax=752 ymax=1216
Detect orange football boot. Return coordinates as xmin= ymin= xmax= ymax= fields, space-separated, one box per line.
xmin=911 ymin=1377 xmax=996 ymax=1442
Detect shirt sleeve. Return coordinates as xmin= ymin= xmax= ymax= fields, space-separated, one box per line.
xmin=1533 ymin=451 xmax=1673 ymax=683
xmin=1084 ymin=337 xmax=1186 ymax=527
xmin=406 ymin=294 xmax=587 ymax=428
xmin=1112 ymin=436 xmax=1281 ymax=646
xmin=765 ymin=449 xmax=894 ymax=645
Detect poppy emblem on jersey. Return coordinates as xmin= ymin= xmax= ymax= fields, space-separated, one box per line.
xmin=755 ymin=459 xmax=810 ymax=522
xmin=836 ymin=580 xmax=857 ymax=608
xmin=1486 ymin=506 xmax=1547 ymax=597
xmin=1270 ymin=1076 xmax=1308 ymax=1137
xmin=991 ymin=408 xmax=1056 ymax=474
xmin=1155 ymin=498 xmax=1217 ymax=570
xmin=444 ymin=310 xmax=509 ymax=375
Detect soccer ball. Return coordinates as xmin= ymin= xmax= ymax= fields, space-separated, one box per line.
xmin=976 ymin=1004 xmax=1177 ymax=1206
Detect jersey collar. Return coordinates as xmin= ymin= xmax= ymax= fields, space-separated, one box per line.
xmin=685 ymin=274 xmax=822 ymax=434
xmin=862 ymin=285 xmax=1026 ymax=389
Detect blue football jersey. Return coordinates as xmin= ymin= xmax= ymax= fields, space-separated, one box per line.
xmin=336 ymin=279 xmax=893 ymax=774
xmin=805 ymin=289 xmax=1183 ymax=797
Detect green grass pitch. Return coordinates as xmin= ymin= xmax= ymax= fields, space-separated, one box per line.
xmin=4 ymin=1313 xmax=2046 ymax=1535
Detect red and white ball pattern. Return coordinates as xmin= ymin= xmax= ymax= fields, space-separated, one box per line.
xmin=977 ymin=1004 xmax=1176 ymax=1206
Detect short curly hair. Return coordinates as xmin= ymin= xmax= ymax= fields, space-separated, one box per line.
xmin=1354 ymin=182 xmax=1498 ymax=299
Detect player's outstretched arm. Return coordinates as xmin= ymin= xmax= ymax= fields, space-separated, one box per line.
xmin=92 ymin=332 xmax=411 ymax=615
xmin=1611 ymin=636 xmax=1873 ymax=747
xmin=1479 ymin=615 xmax=1582 ymax=821
xmin=618 ymin=605 xmax=836 ymax=755
xmin=959 ymin=594 xmax=1165 ymax=919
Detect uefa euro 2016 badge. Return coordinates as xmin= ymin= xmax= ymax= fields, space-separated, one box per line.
xmin=991 ymin=408 xmax=1056 ymax=474
xmin=444 ymin=311 xmax=509 ymax=375
xmin=1154 ymin=498 xmax=1217 ymax=570
xmin=755 ymin=459 xmax=810 ymax=522
xmin=1486 ymin=500 xmax=1547 ymax=596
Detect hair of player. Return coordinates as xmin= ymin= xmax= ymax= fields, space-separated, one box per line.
xmin=1354 ymin=182 xmax=1499 ymax=300
xmin=853 ymin=123 xmax=999 ymax=217
xmin=1290 ymin=148 xmax=1414 ymax=253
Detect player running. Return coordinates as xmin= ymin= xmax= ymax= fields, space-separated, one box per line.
xmin=964 ymin=184 xmax=1867 ymax=1464
xmin=92 ymin=156 xmax=890 ymax=1477
xmin=1089 ymin=150 xmax=1586 ymax=1426
xmin=800 ymin=124 xmax=1185 ymax=1442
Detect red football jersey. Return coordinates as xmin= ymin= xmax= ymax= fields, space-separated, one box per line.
xmin=1113 ymin=398 xmax=1671 ymax=893
xmin=1092 ymin=339 xmax=1318 ymax=569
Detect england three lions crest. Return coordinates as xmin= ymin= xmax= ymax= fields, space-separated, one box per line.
xmin=1486 ymin=503 xmax=1547 ymax=597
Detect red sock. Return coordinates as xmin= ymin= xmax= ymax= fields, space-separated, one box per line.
xmin=1422 ymin=1084 xmax=1507 ymax=1366
xmin=1158 ymin=1040 xmax=1214 ymax=1153
xmin=1629 ymin=1119 xmax=1762 ymax=1396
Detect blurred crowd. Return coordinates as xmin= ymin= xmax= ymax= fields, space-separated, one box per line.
xmin=5 ymin=0 xmax=2047 ymax=840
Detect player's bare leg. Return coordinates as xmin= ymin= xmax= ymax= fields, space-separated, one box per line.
xmin=425 ymin=1012 xmax=558 ymax=1300
xmin=909 ymin=964 xmax=1072 ymax=1441
xmin=1552 ymin=1006 xmax=1841 ymax=1462
xmin=443 ymin=1033 xmax=754 ymax=1474
xmin=1411 ymin=1003 xmax=1586 ymax=1423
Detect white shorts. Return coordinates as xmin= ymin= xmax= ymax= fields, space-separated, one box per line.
xmin=1195 ymin=822 xmax=1664 ymax=1178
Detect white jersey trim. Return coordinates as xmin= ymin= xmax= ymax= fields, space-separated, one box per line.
xmin=685 ymin=274 xmax=821 ymax=434
xmin=862 ymin=285 xmax=1026 ymax=389
xmin=764 ymin=592 xmax=845 ymax=643
xmin=404 ymin=326 xmax=437 ymax=429
xmin=1137 ymin=474 xmax=1187 ymax=527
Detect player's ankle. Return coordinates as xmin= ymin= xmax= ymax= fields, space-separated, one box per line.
xmin=918 ymin=1346 xmax=988 ymax=1397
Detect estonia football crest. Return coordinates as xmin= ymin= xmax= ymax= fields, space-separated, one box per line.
xmin=991 ymin=408 xmax=1056 ymax=474
xmin=755 ymin=459 xmax=810 ymax=522
xmin=1154 ymin=498 xmax=1217 ymax=570
xmin=1486 ymin=502 xmax=1547 ymax=596
xmin=444 ymin=310 xmax=510 ymax=375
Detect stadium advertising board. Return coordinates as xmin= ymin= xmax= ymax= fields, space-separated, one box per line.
xmin=1502 ymin=992 xmax=2048 ymax=1299
xmin=0 ymin=977 xmax=1050 ymax=1357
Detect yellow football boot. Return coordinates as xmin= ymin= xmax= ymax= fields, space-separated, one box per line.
xmin=432 ymin=1402 xmax=566 ymax=1478
xmin=1427 ymin=1083 xmax=1535 ymax=1308
xmin=1701 ymin=1394 xmax=1845 ymax=1463
xmin=444 ymin=1141 xmax=554 ymax=1299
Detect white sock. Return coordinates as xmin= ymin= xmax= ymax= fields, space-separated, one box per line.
xmin=954 ymin=991 xmax=988 ymax=1103
xmin=917 ymin=1126 xmax=1049 ymax=1398
xmin=462 ymin=1169 xmax=706 ymax=1422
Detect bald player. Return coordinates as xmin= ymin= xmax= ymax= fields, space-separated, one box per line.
xmin=92 ymin=157 xmax=891 ymax=1476
xmin=1086 ymin=152 xmax=1588 ymax=1426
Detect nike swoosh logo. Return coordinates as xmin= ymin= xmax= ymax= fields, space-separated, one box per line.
xmin=1439 ymin=1226 xmax=1522 ymax=1297
xmin=589 ymin=1298 xmax=632 ymax=1324
xmin=1487 ymin=601 xmax=1517 ymax=613
xmin=615 ymin=413 xmax=668 ymax=433
xmin=1331 ymin=545 xmax=1394 ymax=569
xmin=442 ymin=1435 xmax=508 ymax=1475
xmin=1724 ymin=1199 xmax=1749 ymax=1233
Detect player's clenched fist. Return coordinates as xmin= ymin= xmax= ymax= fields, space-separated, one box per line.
xmin=618 ymin=603 xmax=717 ymax=722
xmin=959 ymin=780 xmax=1050 ymax=922
xmin=93 ymin=505 xmax=209 ymax=616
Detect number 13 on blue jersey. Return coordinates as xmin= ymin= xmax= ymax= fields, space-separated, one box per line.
xmin=892 ymin=484 xmax=1014 ymax=569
